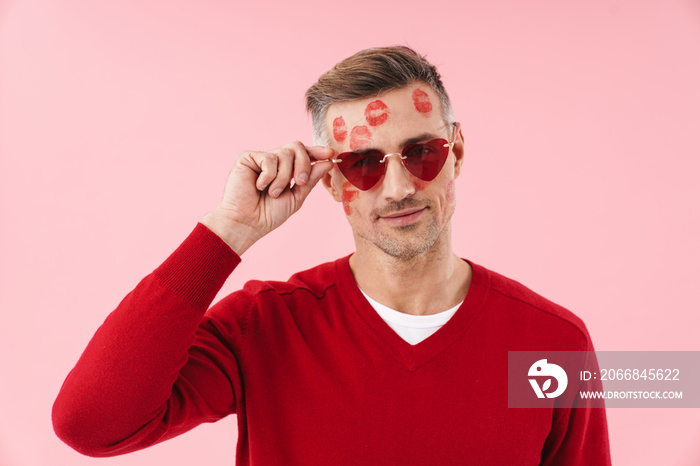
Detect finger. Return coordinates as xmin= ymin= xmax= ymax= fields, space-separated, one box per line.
xmin=286 ymin=141 xmax=312 ymax=186
xmin=248 ymin=152 xmax=278 ymax=191
xmin=291 ymin=154 xmax=334 ymax=205
xmin=267 ymin=148 xmax=295 ymax=197
xmin=306 ymin=145 xmax=335 ymax=162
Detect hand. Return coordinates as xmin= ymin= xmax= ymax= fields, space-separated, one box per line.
xmin=202 ymin=141 xmax=336 ymax=255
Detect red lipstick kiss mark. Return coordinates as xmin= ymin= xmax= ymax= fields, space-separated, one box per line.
xmin=341 ymin=181 xmax=359 ymax=215
xmin=364 ymin=100 xmax=390 ymax=126
xmin=412 ymin=88 xmax=433 ymax=115
xmin=349 ymin=125 xmax=372 ymax=150
xmin=446 ymin=180 xmax=456 ymax=204
xmin=333 ymin=117 xmax=347 ymax=143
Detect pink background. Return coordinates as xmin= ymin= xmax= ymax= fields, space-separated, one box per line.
xmin=1 ymin=0 xmax=699 ymax=464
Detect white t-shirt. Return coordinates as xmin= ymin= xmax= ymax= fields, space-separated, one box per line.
xmin=360 ymin=290 xmax=462 ymax=345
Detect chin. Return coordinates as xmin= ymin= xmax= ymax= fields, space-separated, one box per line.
xmin=374 ymin=223 xmax=442 ymax=260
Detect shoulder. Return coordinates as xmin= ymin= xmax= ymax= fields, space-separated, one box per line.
xmin=204 ymin=257 xmax=346 ymax=331
xmin=470 ymin=261 xmax=594 ymax=350
xmin=239 ymin=257 xmax=342 ymax=300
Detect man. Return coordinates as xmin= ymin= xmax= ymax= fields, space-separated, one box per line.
xmin=53 ymin=46 xmax=612 ymax=464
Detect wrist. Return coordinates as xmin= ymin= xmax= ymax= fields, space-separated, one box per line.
xmin=200 ymin=210 xmax=260 ymax=256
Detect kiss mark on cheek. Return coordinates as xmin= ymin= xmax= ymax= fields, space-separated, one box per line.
xmin=333 ymin=117 xmax=347 ymax=143
xmin=412 ymin=88 xmax=433 ymax=115
xmin=446 ymin=180 xmax=456 ymax=204
xmin=349 ymin=125 xmax=372 ymax=150
xmin=341 ymin=181 xmax=359 ymax=215
xmin=364 ymin=100 xmax=390 ymax=126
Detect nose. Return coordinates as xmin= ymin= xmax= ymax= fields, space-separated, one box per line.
xmin=380 ymin=154 xmax=416 ymax=201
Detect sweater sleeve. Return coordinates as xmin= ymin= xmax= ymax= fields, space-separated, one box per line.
xmin=52 ymin=223 xmax=244 ymax=457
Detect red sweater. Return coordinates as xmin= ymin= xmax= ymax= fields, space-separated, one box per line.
xmin=53 ymin=223 xmax=612 ymax=465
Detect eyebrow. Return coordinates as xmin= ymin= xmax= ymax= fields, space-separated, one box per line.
xmin=355 ymin=133 xmax=441 ymax=154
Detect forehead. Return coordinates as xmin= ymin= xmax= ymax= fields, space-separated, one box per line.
xmin=325 ymin=83 xmax=445 ymax=149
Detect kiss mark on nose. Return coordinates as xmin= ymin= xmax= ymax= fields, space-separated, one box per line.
xmin=364 ymin=100 xmax=390 ymax=126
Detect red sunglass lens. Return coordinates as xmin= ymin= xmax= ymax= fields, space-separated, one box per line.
xmin=337 ymin=150 xmax=384 ymax=190
xmin=401 ymin=139 xmax=449 ymax=181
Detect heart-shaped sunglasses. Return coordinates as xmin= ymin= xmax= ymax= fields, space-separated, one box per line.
xmin=315 ymin=123 xmax=459 ymax=191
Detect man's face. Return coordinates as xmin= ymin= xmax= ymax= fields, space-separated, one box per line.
xmin=322 ymin=83 xmax=465 ymax=260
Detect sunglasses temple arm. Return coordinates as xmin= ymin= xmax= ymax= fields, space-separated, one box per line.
xmin=310 ymin=159 xmax=342 ymax=166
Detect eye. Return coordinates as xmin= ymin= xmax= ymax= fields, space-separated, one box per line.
xmin=403 ymin=143 xmax=438 ymax=161
xmin=348 ymin=151 xmax=382 ymax=170
xmin=350 ymin=156 xmax=374 ymax=168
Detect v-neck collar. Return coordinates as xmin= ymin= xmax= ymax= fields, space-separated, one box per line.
xmin=334 ymin=255 xmax=489 ymax=372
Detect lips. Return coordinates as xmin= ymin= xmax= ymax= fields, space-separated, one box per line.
xmin=380 ymin=207 xmax=425 ymax=219
xmin=377 ymin=207 xmax=427 ymax=226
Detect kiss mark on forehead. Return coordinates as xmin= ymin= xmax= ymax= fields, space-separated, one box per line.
xmin=341 ymin=181 xmax=359 ymax=216
xmin=333 ymin=117 xmax=347 ymax=143
xmin=364 ymin=100 xmax=390 ymax=126
xmin=349 ymin=125 xmax=372 ymax=150
xmin=412 ymin=88 xmax=433 ymax=115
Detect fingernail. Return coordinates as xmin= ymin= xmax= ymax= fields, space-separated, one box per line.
xmin=260 ymin=184 xmax=268 ymax=191
xmin=272 ymin=188 xmax=282 ymax=197
xmin=298 ymin=173 xmax=308 ymax=183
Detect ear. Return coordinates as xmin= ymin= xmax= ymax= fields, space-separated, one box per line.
xmin=451 ymin=122 xmax=465 ymax=178
xmin=321 ymin=169 xmax=343 ymax=202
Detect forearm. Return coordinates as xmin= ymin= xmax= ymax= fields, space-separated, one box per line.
xmin=52 ymin=223 xmax=241 ymax=456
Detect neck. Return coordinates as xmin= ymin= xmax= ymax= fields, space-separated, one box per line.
xmin=349 ymin=224 xmax=472 ymax=316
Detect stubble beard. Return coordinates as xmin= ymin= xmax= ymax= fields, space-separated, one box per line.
xmin=376 ymin=219 xmax=441 ymax=260
xmin=359 ymin=206 xmax=444 ymax=261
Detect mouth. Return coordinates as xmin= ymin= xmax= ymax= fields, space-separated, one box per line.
xmin=378 ymin=207 xmax=427 ymax=225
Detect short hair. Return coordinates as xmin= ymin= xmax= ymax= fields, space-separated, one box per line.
xmin=305 ymin=46 xmax=455 ymax=146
